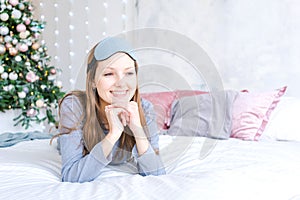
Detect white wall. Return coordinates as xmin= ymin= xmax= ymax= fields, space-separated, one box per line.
xmin=136 ymin=0 xmax=300 ymax=96
xmin=33 ymin=0 xmax=300 ymax=97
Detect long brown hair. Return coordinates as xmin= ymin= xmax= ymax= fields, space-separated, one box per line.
xmin=55 ymin=46 xmax=148 ymax=156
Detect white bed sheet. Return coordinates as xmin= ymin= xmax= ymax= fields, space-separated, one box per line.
xmin=0 ymin=136 xmax=300 ymax=200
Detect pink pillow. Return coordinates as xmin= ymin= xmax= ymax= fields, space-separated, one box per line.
xmin=141 ymin=90 xmax=207 ymax=130
xmin=231 ymin=86 xmax=287 ymax=141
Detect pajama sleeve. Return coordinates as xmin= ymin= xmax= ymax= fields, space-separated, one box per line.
xmin=58 ymin=95 xmax=113 ymax=183
xmin=132 ymin=99 xmax=166 ymax=176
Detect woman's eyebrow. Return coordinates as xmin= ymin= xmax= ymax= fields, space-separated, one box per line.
xmin=104 ymin=66 xmax=135 ymax=70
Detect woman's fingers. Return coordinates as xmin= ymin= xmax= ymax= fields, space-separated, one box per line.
xmin=119 ymin=111 xmax=127 ymax=127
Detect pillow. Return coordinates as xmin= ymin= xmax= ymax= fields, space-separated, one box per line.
xmin=230 ymin=86 xmax=287 ymax=141
xmin=141 ymin=90 xmax=207 ymax=131
xmin=167 ymin=90 xmax=239 ymax=139
xmin=262 ymin=97 xmax=300 ymax=141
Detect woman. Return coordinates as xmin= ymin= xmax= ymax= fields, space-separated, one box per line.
xmin=57 ymin=37 xmax=165 ymax=183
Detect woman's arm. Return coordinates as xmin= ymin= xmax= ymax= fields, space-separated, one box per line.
xmin=132 ymin=99 xmax=166 ymax=176
xmin=59 ymin=95 xmax=114 ymax=182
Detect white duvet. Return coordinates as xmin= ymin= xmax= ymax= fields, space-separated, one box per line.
xmin=0 ymin=136 xmax=300 ymax=200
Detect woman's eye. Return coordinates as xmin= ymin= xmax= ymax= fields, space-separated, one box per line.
xmin=103 ymin=72 xmax=113 ymax=76
xmin=126 ymin=71 xmax=135 ymax=76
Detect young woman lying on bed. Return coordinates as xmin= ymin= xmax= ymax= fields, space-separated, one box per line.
xmin=54 ymin=37 xmax=165 ymax=183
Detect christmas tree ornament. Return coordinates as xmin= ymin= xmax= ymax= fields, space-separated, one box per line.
xmin=9 ymin=71 xmax=18 ymax=80
xmin=32 ymin=42 xmax=40 ymax=50
xmin=0 ymin=26 xmax=9 ymax=35
xmin=0 ymin=65 xmax=4 ymax=73
xmin=11 ymin=9 xmax=22 ymax=19
xmin=23 ymin=87 xmax=29 ymax=93
xmin=15 ymin=55 xmax=22 ymax=62
xmin=50 ymin=68 xmax=56 ymax=75
xmin=5 ymin=43 xmax=12 ymax=48
xmin=0 ymin=13 xmax=9 ymax=21
xmin=9 ymin=47 xmax=18 ymax=56
xmin=24 ymin=18 xmax=30 ymax=25
xmin=31 ymin=54 xmax=40 ymax=61
xmin=18 ymin=91 xmax=26 ymax=99
xmin=25 ymin=71 xmax=38 ymax=82
xmin=8 ymin=84 xmax=14 ymax=90
xmin=12 ymin=38 xmax=18 ymax=44
xmin=1 ymin=72 xmax=8 ymax=79
xmin=9 ymin=0 xmax=19 ymax=7
xmin=0 ymin=2 xmax=6 ymax=12
xmin=16 ymin=24 xmax=26 ymax=32
xmin=35 ymin=99 xmax=44 ymax=108
xmin=18 ymin=43 xmax=28 ymax=52
xmin=18 ymin=3 xmax=24 ymax=10
xmin=0 ymin=44 xmax=6 ymax=54
xmin=19 ymin=31 xmax=27 ymax=39
xmin=4 ymin=35 xmax=12 ymax=42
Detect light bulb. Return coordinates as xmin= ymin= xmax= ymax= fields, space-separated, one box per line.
xmin=69 ymin=25 xmax=75 ymax=30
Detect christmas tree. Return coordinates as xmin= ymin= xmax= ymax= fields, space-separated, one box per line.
xmin=0 ymin=0 xmax=65 ymax=129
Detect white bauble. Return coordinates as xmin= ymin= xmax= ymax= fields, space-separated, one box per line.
xmin=0 ymin=26 xmax=9 ymax=35
xmin=1 ymin=72 xmax=8 ymax=79
xmin=0 ymin=13 xmax=9 ymax=21
xmin=0 ymin=65 xmax=4 ymax=73
xmin=9 ymin=71 xmax=18 ymax=80
xmin=18 ymin=91 xmax=26 ymax=98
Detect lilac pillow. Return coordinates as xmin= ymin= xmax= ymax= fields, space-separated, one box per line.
xmin=231 ymin=86 xmax=287 ymax=141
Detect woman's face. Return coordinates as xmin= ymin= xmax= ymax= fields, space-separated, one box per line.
xmin=94 ymin=52 xmax=137 ymax=104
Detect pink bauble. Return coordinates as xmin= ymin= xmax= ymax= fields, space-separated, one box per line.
xmin=18 ymin=43 xmax=28 ymax=52
xmin=16 ymin=24 xmax=26 ymax=32
xmin=50 ymin=68 xmax=56 ymax=75
xmin=25 ymin=18 xmax=31 ymax=25
xmin=5 ymin=43 xmax=12 ymax=49
xmin=26 ymin=71 xmax=37 ymax=82
xmin=9 ymin=0 xmax=19 ymax=6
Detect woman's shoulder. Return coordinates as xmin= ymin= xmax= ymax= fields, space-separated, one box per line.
xmin=60 ymin=91 xmax=86 ymax=113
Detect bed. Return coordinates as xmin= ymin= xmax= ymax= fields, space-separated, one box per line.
xmin=1 ymin=88 xmax=300 ymax=200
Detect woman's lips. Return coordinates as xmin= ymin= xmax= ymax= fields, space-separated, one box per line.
xmin=110 ymin=90 xmax=128 ymax=97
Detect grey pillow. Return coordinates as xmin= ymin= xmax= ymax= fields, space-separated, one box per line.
xmin=167 ymin=90 xmax=239 ymax=139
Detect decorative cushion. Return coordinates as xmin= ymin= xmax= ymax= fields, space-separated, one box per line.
xmin=231 ymin=86 xmax=287 ymax=141
xmin=141 ymin=90 xmax=207 ymax=130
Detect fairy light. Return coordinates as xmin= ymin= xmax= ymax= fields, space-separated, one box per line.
xmin=102 ymin=1 xmax=108 ymax=36
xmin=84 ymin=1 xmax=90 ymax=55
xmin=66 ymin=0 xmax=74 ymax=89
xmin=121 ymin=0 xmax=127 ymax=32
xmin=53 ymin=1 xmax=59 ymax=67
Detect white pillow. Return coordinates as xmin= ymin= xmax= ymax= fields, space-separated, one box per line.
xmin=263 ymin=97 xmax=300 ymax=141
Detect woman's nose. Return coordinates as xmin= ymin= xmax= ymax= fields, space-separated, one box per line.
xmin=114 ymin=74 xmax=125 ymax=86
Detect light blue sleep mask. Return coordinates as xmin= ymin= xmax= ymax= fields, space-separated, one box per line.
xmin=87 ymin=37 xmax=137 ymax=73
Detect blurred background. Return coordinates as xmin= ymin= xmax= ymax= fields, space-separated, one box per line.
xmin=33 ymin=0 xmax=300 ymax=97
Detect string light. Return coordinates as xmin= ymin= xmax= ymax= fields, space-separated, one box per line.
xmin=102 ymin=0 xmax=108 ymax=36
xmin=68 ymin=0 xmax=75 ymax=89
xmin=121 ymin=0 xmax=127 ymax=32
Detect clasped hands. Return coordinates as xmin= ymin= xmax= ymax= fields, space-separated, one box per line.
xmin=105 ymin=101 xmax=142 ymax=139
